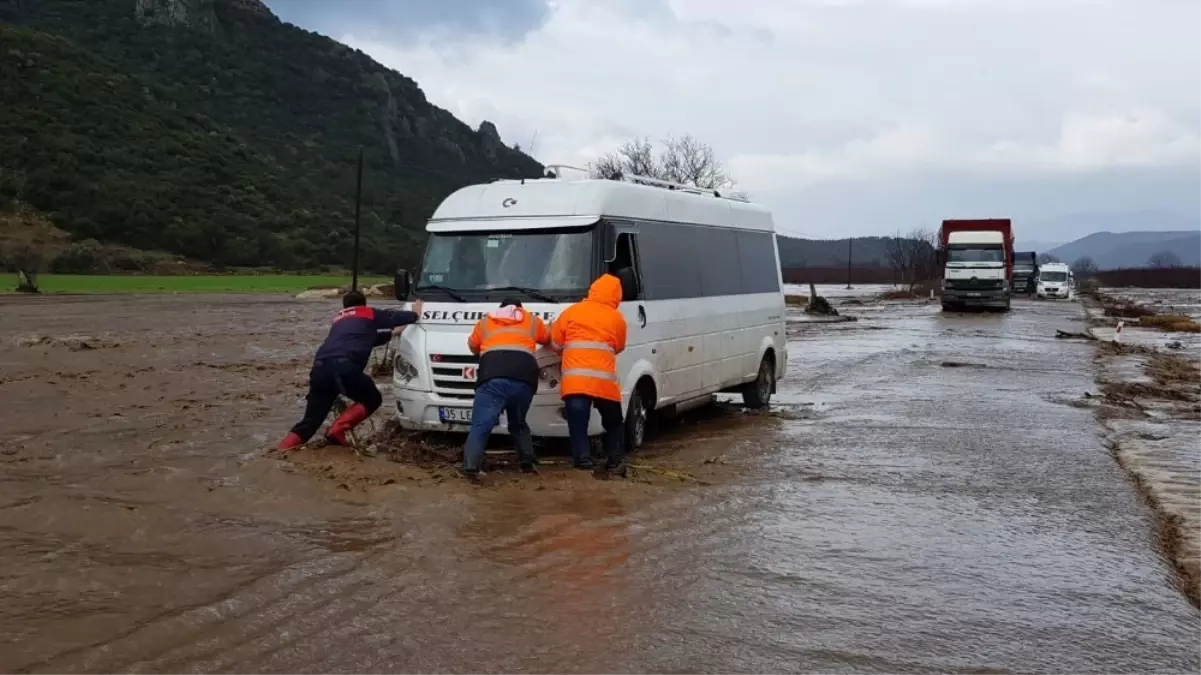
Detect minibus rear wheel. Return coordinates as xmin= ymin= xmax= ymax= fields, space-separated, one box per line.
xmin=742 ymin=353 xmax=775 ymax=409
xmin=625 ymin=379 xmax=655 ymax=450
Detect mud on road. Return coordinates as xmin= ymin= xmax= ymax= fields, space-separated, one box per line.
xmin=1083 ymin=289 xmax=1201 ymax=607
xmin=0 ymin=293 xmax=1198 ymax=673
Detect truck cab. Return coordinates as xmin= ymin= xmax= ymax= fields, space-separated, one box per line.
xmin=1011 ymin=251 xmax=1037 ymax=295
xmin=939 ymin=219 xmax=1013 ymax=312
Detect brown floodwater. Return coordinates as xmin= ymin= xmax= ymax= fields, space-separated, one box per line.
xmin=0 ymin=293 xmax=1197 ymax=673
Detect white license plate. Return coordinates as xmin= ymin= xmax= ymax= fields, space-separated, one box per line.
xmin=967 ymin=292 xmax=982 ymax=297
xmin=439 ymin=407 xmax=472 ymax=423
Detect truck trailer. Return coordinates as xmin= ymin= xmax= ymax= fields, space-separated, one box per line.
xmin=938 ymin=219 xmax=1013 ymax=312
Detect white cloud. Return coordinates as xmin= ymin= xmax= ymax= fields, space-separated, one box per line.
xmin=340 ymin=0 xmax=1201 ymax=236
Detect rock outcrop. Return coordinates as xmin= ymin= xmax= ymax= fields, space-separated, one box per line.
xmin=477 ymin=120 xmax=504 ymax=160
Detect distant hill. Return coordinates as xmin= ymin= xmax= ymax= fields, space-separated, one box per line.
xmin=0 ymin=0 xmax=542 ymax=272
xmin=1045 ymin=231 xmax=1201 ymax=269
xmin=1014 ymin=240 xmax=1065 ymax=255
xmin=776 ymin=236 xmax=902 ymax=268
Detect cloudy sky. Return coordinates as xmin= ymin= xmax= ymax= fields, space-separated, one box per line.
xmin=266 ymin=0 xmax=1200 ymax=242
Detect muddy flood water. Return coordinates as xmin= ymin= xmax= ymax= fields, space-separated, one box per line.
xmin=1 ymin=293 xmax=1198 ymax=673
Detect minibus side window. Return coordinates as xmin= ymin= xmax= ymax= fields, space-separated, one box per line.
xmin=608 ymin=232 xmax=643 ymax=301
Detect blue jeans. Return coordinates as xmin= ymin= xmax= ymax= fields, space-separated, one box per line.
xmin=564 ymin=395 xmax=625 ymax=469
xmin=463 ymin=378 xmax=535 ymax=473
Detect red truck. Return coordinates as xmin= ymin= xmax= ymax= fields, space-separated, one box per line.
xmin=938 ymin=219 xmax=1014 ymax=312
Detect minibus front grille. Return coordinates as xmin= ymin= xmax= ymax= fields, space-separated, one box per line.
xmin=429 ymin=354 xmax=478 ymax=400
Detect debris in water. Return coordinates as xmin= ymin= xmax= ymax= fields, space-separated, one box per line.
xmin=17 ymin=334 xmax=119 ymax=351
xmin=877 ymin=290 xmax=919 ymax=301
xmin=1055 ymin=329 xmax=1096 ymax=341
xmin=629 ymin=464 xmax=710 ymax=485
xmin=941 ymin=361 xmax=988 ymax=368
xmin=804 ymin=283 xmax=839 ymax=316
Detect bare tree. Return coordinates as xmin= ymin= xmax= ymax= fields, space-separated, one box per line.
xmin=1071 ymin=256 xmax=1099 ymax=279
xmin=885 ymin=228 xmax=939 ymax=291
xmin=591 ymin=134 xmax=734 ymax=189
xmin=1037 ymin=253 xmax=1061 ymax=265
xmin=1147 ymin=250 xmax=1182 ymax=268
xmin=0 ymin=206 xmax=69 ymax=293
xmin=591 ymin=137 xmax=657 ymax=181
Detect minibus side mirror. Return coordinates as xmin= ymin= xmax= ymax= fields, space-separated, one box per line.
xmin=393 ymin=269 xmax=411 ymax=300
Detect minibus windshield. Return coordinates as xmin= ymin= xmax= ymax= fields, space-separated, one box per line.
xmin=416 ymin=227 xmax=593 ymax=302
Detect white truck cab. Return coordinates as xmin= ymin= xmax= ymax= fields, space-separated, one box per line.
xmin=388 ymin=168 xmax=788 ymax=451
xmin=1036 ymin=262 xmax=1074 ymax=300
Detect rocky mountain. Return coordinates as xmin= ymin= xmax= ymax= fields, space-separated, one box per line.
xmin=0 ymin=0 xmax=543 ymax=272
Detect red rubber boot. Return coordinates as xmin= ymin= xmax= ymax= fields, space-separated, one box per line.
xmin=278 ymin=432 xmax=305 ymax=451
xmin=326 ymin=403 xmax=370 ymax=446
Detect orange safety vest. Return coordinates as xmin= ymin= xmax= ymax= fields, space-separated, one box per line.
xmin=468 ymin=307 xmax=550 ymax=387
xmin=551 ymin=274 xmax=627 ymax=401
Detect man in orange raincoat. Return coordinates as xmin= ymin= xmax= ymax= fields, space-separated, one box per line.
xmin=463 ymin=297 xmax=552 ymax=478
xmin=550 ymin=274 xmax=628 ymax=476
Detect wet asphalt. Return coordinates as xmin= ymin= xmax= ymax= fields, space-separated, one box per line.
xmin=1 ymin=295 xmax=1198 ymax=673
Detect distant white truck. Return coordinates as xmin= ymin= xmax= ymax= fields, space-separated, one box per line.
xmin=1036 ymin=262 xmax=1074 ymax=300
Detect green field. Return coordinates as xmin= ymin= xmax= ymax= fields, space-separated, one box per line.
xmin=1 ymin=274 xmax=391 ymax=294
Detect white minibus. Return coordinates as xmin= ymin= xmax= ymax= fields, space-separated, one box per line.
xmin=389 ymin=168 xmax=787 ymax=450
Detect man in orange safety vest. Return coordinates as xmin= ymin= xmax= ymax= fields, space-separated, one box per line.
xmin=462 ymin=297 xmax=551 ymax=478
xmin=550 ymin=274 xmax=628 ymax=477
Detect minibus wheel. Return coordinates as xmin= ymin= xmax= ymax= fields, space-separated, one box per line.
xmin=625 ymin=383 xmax=652 ymax=450
xmin=742 ymin=354 xmax=775 ymax=409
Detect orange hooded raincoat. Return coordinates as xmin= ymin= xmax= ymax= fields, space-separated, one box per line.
xmin=551 ymin=274 xmax=627 ymax=402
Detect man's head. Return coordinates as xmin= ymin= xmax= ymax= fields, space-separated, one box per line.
xmin=499 ymin=297 xmax=523 ymax=308
xmin=342 ymin=290 xmax=367 ymax=308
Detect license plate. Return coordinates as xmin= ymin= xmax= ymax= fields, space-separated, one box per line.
xmin=967 ymin=292 xmax=982 ymax=297
xmin=438 ymin=407 xmax=472 ymax=423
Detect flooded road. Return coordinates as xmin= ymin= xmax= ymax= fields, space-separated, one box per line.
xmin=1 ymin=294 xmax=1197 ymax=673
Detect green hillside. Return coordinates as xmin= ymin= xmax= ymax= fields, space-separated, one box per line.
xmin=0 ymin=0 xmax=543 ymax=273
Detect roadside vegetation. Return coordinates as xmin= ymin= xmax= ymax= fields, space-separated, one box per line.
xmin=1095 ymin=267 xmax=1201 ymax=289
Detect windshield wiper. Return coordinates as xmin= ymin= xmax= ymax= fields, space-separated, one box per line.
xmin=485 ymin=286 xmax=559 ymax=304
xmin=415 ymin=284 xmax=467 ymax=302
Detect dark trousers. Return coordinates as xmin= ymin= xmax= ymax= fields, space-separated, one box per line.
xmin=564 ymin=394 xmax=624 ymax=469
xmin=289 ymin=358 xmax=382 ymax=441
xmin=463 ymin=378 xmax=536 ymax=472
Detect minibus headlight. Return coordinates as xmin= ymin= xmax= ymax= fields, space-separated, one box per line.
xmin=394 ymin=354 xmax=418 ymax=383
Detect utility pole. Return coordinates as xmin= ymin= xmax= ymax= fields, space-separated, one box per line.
xmin=351 ymin=146 xmax=364 ymax=292
xmin=846 ymin=238 xmax=853 ymax=289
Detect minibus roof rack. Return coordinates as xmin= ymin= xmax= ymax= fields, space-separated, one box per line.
xmin=541 ymin=164 xmax=750 ymax=203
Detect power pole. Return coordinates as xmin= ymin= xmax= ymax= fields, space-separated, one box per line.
xmin=351 ymin=146 xmax=364 ymax=292
xmin=846 ymin=238 xmax=853 ymax=289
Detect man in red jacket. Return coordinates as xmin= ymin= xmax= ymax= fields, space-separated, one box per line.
xmin=278 ymin=291 xmax=423 ymax=450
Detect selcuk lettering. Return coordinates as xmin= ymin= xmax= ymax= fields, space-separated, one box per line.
xmin=422 ymin=310 xmax=557 ymax=322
